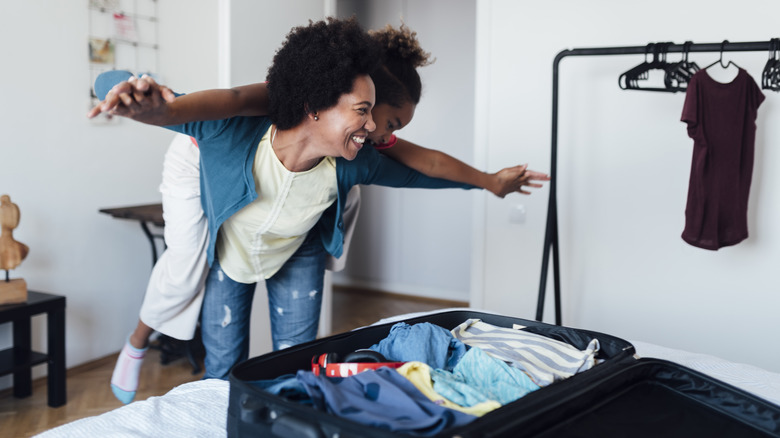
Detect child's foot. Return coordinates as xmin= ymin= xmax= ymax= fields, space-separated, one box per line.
xmin=110 ymin=338 xmax=148 ymax=404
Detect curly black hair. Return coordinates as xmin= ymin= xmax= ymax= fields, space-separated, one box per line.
xmin=369 ymin=24 xmax=434 ymax=108
xmin=266 ymin=17 xmax=382 ymax=130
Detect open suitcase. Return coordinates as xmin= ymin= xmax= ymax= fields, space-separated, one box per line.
xmin=227 ymin=310 xmax=780 ymax=437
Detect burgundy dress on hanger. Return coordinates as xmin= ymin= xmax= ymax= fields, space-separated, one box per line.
xmin=680 ymin=68 xmax=765 ymax=250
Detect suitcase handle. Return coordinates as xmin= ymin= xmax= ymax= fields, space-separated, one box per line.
xmin=240 ymin=397 xmax=325 ymax=438
xmin=270 ymin=413 xmax=325 ymax=438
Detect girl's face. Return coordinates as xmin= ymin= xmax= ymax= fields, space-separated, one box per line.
xmin=316 ymin=75 xmax=377 ymax=160
xmin=368 ymin=101 xmax=416 ymax=146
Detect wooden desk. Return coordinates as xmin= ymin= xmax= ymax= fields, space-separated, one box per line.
xmin=0 ymin=291 xmax=66 ymax=407
xmin=100 ymin=203 xmax=165 ymax=266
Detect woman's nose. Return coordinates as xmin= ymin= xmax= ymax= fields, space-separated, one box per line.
xmin=364 ymin=113 xmax=376 ymax=132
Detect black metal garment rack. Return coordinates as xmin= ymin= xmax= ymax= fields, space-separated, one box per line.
xmin=536 ymin=40 xmax=779 ymax=325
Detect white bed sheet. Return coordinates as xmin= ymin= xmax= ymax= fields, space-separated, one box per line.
xmin=36 ymin=312 xmax=780 ymax=438
xmin=35 ymin=379 xmax=229 ymax=438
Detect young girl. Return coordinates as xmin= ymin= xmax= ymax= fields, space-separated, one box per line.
xmin=94 ymin=24 xmax=548 ymax=404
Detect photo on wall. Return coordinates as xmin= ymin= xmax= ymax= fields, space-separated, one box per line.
xmin=88 ymin=37 xmax=115 ymax=65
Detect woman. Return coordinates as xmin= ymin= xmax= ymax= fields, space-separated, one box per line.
xmin=95 ymin=17 xmax=481 ymax=392
xmin=96 ymin=23 xmax=548 ymax=403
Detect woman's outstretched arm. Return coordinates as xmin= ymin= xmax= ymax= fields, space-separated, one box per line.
xmin=381 ymin=139 xmax=549 ymax=198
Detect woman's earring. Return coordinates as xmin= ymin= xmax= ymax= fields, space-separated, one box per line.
xmin=314 ymin=114 xmax=319 ymax=121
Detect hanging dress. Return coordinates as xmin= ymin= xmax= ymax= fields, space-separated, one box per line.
xmin=680 ymin=68 xmax=765 ymax=250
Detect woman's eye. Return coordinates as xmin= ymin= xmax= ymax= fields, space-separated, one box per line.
xmin=357 ymin=108 xmax=368 ymax=115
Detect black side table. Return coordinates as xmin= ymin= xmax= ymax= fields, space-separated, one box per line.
xmin=0 ymin=291 xmax=66 ymax=407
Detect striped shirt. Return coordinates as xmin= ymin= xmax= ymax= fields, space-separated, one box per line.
xmin=451 ymin=319 xmax=600 ymax=386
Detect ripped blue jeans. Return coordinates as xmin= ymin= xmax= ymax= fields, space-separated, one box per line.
xmin=200 ymin=230 xmax=326 ymax=380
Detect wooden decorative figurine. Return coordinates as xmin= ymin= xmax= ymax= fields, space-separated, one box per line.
xmin=0 ymin=194 xmax=29 ymax=304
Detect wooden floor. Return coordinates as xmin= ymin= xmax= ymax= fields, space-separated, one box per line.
xmin=0 ymin=287 xmax=466 ymax=437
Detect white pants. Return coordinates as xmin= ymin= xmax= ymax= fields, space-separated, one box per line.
xmin=139 ymin=134 xmax=209 ymax=340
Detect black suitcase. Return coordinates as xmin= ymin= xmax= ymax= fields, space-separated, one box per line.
xmin=227 ymin=310 xmax=780 ymax=437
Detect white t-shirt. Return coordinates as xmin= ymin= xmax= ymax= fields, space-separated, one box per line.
xmin=216 ymin=128 xmax=337 ymax=283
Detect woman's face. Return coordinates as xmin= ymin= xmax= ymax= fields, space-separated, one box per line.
xmin=368 ymin=101 xmax=416 ymax=146
xmin=316 ymin=74 xmax=377 ymax=161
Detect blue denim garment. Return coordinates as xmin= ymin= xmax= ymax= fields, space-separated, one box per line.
xmin=251 ymin=374 xmax=299 ymax=392
xmin=251 ymin=374 xmax=312 ymax=404
xmin=296 ymin=368 xmax=476 ymax=435
xmin=369 ymin=322 xmax=467 ymax=371
xmin=430 ymin=346 xmax=539 ymax=406
xmin=200 ymin=230 xmax=326 ymax=380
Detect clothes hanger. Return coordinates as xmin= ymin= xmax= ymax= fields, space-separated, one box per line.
xmin=664 ymin=41 xmax=700 ymax=92
xmin=680 ymin=41 xmax=700 ymax=78
xmin=619 ymin=44 xmax=645 ymax=89
xmin=761 ymin=38 xmax=780 ymax=91
xmin=619 ymin=42 xmax=677 ymax=92
xmin=704 ymin=40 xmax=741 ymax=71
xmin=619 ymin=43 xmax=655 ymax=90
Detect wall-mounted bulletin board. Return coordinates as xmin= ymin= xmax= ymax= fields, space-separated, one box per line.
xmin=87 ymin=0 xmax=159 ymax=120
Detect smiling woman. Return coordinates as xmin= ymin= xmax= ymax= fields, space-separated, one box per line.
xmin=272 ymin=74 xmax=377 ymax=166
xmin=90 ymin=16 xmax=478 ymax=391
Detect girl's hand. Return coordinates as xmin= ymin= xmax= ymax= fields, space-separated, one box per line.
xmin=87 ymin=75 xmax=176 ymax=124
xmin=490 ymin=164 xmax=550 ymax=198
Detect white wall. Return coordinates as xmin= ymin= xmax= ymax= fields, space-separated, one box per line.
xmin=475 ymin=0 xmax=780 ymax=372
xmin=228 ymin=0 xmax=326 ymax=88
xmin=333 ymin=0 xmax=478 ymax=302
xmin=0 ymin=0 xmax=218 ymax=390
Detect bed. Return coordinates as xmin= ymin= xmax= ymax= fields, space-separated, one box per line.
xmin=35 ymin=311 xmax=780 ymax=438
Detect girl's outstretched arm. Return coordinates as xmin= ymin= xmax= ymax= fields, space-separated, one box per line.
xmin=87 ymin=74 xmax=269 ymax=125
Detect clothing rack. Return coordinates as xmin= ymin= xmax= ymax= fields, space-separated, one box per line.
xmin=536 ymin=39 xmax=779 ymax=325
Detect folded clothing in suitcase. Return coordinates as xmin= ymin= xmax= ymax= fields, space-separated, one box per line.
xmin=228 ymin=311 xmax=780 ymax=437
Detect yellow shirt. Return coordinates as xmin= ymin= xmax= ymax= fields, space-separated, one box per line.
xmin=396 ymin=362 xmax=502 ymax=417
xmin=216 ymin=128 xmax=337 ymax=283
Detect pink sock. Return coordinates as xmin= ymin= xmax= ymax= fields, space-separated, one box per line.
xmin=110 ymin=338 xmax=148 ymax=404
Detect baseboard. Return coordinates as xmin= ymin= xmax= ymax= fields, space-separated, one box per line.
xmin=332 ymin=278 xmax=469 ymax=303
xmin=0 ymin=352 xmax=118 ymax=397
xmin=333 ymin=284 xmax=468 ymax=308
